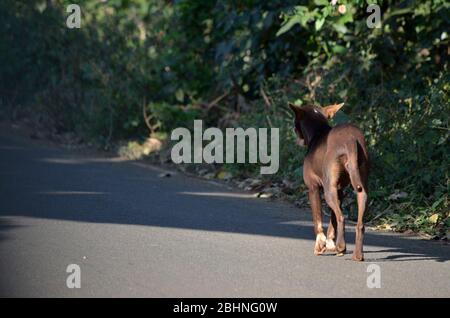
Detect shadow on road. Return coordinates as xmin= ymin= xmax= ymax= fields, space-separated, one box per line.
xmin=0 ymin=134 xmax=448 ymax=263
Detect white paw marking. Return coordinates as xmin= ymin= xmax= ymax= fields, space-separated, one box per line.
xmin=326 ymin=239 xmax=336 ymax=250
xmin=316 ymin=233 xmax=326 ymax=244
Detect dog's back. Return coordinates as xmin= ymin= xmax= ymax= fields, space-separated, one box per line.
xmin=324 ymin=124 xmax=370 ymax=191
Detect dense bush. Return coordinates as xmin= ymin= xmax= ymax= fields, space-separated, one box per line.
xmin=0 ymin=0 xmax=448 ymax=236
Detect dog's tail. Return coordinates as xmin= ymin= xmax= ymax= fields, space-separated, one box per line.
xmin=345 ymin=140 xmax=364 ymax=193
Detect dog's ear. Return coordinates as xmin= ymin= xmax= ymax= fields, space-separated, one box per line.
xmin=323 ymin=103 xmax=344 ymax=119
xmin=288 ymin=103 xmax=304 ymax=118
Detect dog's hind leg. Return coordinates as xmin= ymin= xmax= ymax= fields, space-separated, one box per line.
xmin=345 ymin=140 xmax=369 ymax=261
xmin=324 ymin=174 xmax=346 ymax=256
xmin=308 ymin=186 xmax=327 ymax=255
xmin=326 ymin=212 xmax=337 ymax=252
xmin=352 ymin=190 xmax=367 ymax=261
xmin=325 ymin=189 xmax=343 ymax=252
xmin=351 ymin=164 xmax=368 ymax=261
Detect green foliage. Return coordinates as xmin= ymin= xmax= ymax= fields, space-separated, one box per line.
xmin=0 ymin=0 xmax=448 ymax=236
xmin=148 ymin=102 xmax=203 ymax=132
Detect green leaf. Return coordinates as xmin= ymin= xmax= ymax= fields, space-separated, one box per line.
xmin=276 ymin=15 xmax=302 ymax=37
xmin=175 ymin=89 xmax=184 ymax=102
xmin=315 ymin=18 xmax=325 ymax=31
xmin=314 ymin=0 xmax=329 ymax=5
xmin=332 ymin=23 xmax=348 ymax=34
xmin=332 ymin=45 xmax=347 ymax=54
xmin=431 ymin=196 xmax=445 ymax=210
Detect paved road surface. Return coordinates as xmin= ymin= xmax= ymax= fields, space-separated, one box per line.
xmin=0 ymin=128 xmax=449 ymax=297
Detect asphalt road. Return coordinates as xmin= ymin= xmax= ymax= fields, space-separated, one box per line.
xmin=0 ymin=127 xmax=449 ymax=297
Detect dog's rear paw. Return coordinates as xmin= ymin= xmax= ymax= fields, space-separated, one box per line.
xmin=335 ymin=246 xmax=346 ymax=257
xmin=352 ymin=252 xmax=364 ymax=262
xmin=314 ymin=233 xmax=327 ymax=255
xmin=325 ymin=239 xmax=336 ymax=252
xmin=314 ymin=246 xmax=326 ymax=255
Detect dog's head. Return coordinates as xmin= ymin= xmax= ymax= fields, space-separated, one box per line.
xmin=288 ymin=103 xmax=344 ymax=146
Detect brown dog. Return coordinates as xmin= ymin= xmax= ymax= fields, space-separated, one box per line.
xmin=289 ymin=103 xmax=370 ymax=261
